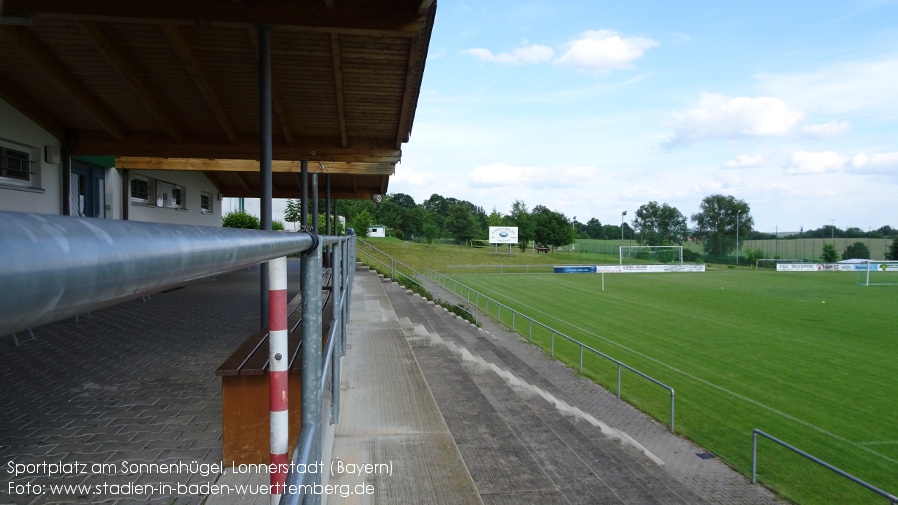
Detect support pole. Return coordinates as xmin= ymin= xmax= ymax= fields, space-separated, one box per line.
xmin=258 ymin=23 xmax=273 ymax=330
xmin=267 ymin=257 xmax=288 ymax=504
xmin=301 ymin=241 xmax=323 ymax=505
xmin=312 ymin=174 xmax=319 ymax=234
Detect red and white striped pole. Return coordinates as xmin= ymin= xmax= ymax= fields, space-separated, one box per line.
xmin=268 ymin=256 xmax=289 ymax=504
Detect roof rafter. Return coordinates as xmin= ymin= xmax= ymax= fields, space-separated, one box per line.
xmin=163 ymin=24 xmax=240 ymax=145
xmin=4 ymin=1 xmax=427 ymax=35
xmin=116 ymin=157 xmax=395 ymax=175
xmin=78 ymin=20 xmax=183 ymax=143
xmin=331 ymin=33 xmax=349 ymax=148
xmin=0 ymin=25 xmax=127 ymax=141
xmin=395 ymin=34 xmax=419 ymax=149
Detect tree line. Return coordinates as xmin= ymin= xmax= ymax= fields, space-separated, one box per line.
xmin=279 ymin=192 xmax=896 ymax=259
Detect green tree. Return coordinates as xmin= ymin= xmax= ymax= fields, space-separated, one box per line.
xmin=633 ymin=201 xmax=688 ymax=246
xmin=487 ymin=206 xmax=504 ymax=227
xmin=351 ymin=210 xmax=373 ymax=238
xmin=690 ymin=195 xmax=753 ymax=257
xmin=821 ymin=243 xmax=839 ymax=262
xmin=842 ymin=242 xmax=870 ymax=260
xmin=531 ymin=205 xmax=572 ymax=250
xmin=222 ymin=210 xmax=260 ymax=229
xmin=284 ymin=199 xmax=301 ymax=230
xmin=508 ymin=200 xmax=534 ymax=252
xmin=584 ymin=218 xmax=604 ymax=239
xmin=885 ymin=236 xmax=898 ymax=260
xmin=744 ymin=248 xmax=764 ymax=266
xmin=445 ymin=204 xmax=479 ymax=244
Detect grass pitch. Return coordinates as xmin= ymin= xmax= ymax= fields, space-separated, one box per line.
xmin=359 ymin=239 xmax=897 ymax=504
xmin=452 ymin=270 xmax=897 ymax=505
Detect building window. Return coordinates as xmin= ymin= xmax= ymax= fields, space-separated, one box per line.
xmin=155 ymin=179 xmax=186 ymax=210
xmin=130 ymin=175 xmax=151 ymax=204
xmin=0 ymin=145 xmax=33 ymax=183
xmin=200 ymin=192 xmax=212 ymax=214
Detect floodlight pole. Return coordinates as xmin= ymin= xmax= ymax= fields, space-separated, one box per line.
xmin=620 ymin=211 xmax=627 ymax=265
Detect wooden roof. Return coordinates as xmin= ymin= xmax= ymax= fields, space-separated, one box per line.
xmin=0 ymin=0 xmax=436 ymax=199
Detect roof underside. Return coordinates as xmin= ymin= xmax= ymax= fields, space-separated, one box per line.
xmin=0 ymin=0 xmax=436 ymax=199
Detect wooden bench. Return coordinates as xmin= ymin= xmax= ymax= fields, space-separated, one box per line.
xmin=536 ymin=245 xmax=550 ymax=253
xmin=216 ymin=274 xmax=333 ymax=466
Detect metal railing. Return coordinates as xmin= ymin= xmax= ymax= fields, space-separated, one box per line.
xmin=0 ymin=211 xmax=355 ymax=505
xmin=426 ymin=267 xmax=676 ymax=432
xmin=752 ymin=429 xmax=897 ymax=504
xmin=356 ymin=240 xmax=476 ymax=322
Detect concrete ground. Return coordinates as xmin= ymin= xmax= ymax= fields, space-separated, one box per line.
xmin=1 ymin=262 xmax=785 ymax=504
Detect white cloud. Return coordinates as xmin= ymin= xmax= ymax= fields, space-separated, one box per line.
xmin=784 ymin=151 xmax=848 ymax=175
xmin=555 ymin=30 xmax=658 ymax=73
xmin=665 ymin=93 xmax=805 ymax=147
xmin=463 ymin=43 xmax=554 ymax=65
xmin=723 ymin=154 xmax=765 ymax=169
xmin=468 ymin=163 xmax=597 ymax=189
xmin=852 ymin=151 xmax=898 ymax=172
xmin=801 ymin=120 xmax=852 ymax=138
xmin=756 ymin=58 xmax=898 ymax=116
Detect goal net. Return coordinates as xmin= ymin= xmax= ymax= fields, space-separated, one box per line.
xmin=756 ymin=258 xmax=805 ymax=269
xmin=856 ymin=261 xmax=898 ymax=286
xmin=619 ymin=245 xmax=683 ymax=265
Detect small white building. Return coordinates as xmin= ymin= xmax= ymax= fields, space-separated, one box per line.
xmin=368 ymin=225 xmax=386 ymax=238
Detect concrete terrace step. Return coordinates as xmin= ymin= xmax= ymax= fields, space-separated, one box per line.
xmin=379 ymin=277 xmax=705 ymax=505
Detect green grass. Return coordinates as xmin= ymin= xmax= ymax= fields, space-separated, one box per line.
xmin=452 ymin=270 xmax=898 ymax=505
xmin=357 ymin=239 xmax=898 ymax=505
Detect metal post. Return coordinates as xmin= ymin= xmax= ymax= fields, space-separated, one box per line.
xmin=331 ymin=240 xmax=342 ymax=424
xmin=301 ymin=160 xmax=308 ymax=228
xmin=579 ymin=345 xmax=583 ymax=373
xmin=751 ymin=430 xmax=758 ymax=484
xmin=529 ymin=320 xmax=532 ymax=342
xmin=267 ymin=256 xmax=288 ymax=504
xmin=551 ymin=331 xmax=555 ymax=357
xmin=670 ymin=390 xmax=675 ymax=432
xmin=300 ymin=241 xmax=323 ymax=505
xmin=617 ymin=364 xmax=622 ymax=399
xmin=312 ymin=174 xmax=319 ymax=233
xmin=258 ymin=23 xmax=273 ymax=331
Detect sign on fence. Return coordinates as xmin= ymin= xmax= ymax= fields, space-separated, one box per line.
xmin=553 ymin=264 xmax=705 ymax=274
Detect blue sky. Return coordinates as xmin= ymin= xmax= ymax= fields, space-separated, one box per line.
xmin=388 ymin=0 xmax=898 ymax=233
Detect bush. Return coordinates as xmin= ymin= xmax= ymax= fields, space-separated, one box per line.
xmin=272 ymin=220 xmax=285 ymax=231
xmin=222 ymin=211 xmax=260 ymax=229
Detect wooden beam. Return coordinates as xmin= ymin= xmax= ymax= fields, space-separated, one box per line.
xmin=394 ymin=35 xmax=420 ymax=149
xmin=323 ymin=0 xmax=336 ymax=9
xmin=5 ymin=1 xmax=428 ymax=34
xmin=248 ymin=27 xmax=293 ymax=145
xmin=0 ymin=25 xmax=127 ymax=141
xmin=116 ymin=157 xmax=395 ymax=175
xmin=78 ymin=20 xmax=183 ymax=143
xmin=0 ymin=77 xmax=63 ymax=139
xmin=163 ymin=24 xmax=240 ymax=145
xmin=75 ymin=130 xmax=401 ymax=162
xmin=331 ymin=33 xmax=349 ymax=148
xmin=417 ymin=0 xmax=436 ymax=16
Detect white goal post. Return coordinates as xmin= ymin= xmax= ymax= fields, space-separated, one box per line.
xmin=619 ymin=245 xmax=683 ymax=265
xmin=857 ymin=260 xmax=898 ymax=286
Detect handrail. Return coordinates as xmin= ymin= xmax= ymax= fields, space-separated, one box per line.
xmin=0 ymin=211 xmax=316 ymax=336
xmin=355 ymin=248 xmax=476 ymax=322
xmin=752 ymin=429 xmax=897 ymax=504
xmin=426 ymin=267 xmax=675 ymax=432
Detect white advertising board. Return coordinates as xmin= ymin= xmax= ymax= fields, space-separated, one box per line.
xmin=489 ymin=226 xmax=519 ymax=244
xmin=594 ymin=264 xmax=705 ymax=273
xmin=776 ymin=263 xmax=855 ymax=271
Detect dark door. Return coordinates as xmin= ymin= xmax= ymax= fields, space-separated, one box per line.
xmin=70 ymin=161 xmax=106 ymax=218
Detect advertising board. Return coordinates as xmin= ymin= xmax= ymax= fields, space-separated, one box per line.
xmin=488 ymin=226 xmax=519 ymax=244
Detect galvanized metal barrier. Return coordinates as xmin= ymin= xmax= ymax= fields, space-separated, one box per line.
xmin=425 ymin=267 xmax=676 ymax=433
xmin=0 ymin=211 xmax=356 ymax=505
xmin=751 ymin=429 xmax=897 ymax=505
xmin=0 ymin=211 xmax=315 ymax=336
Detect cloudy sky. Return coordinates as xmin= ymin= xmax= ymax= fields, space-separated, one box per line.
xmin=388 ymin=0 xmax=898 ymax=233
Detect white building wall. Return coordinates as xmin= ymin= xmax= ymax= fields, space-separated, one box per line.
xmin=0 ymin=99 xmax=62 ymax=215
xmin=126 ymin=170 xmax=221 ymax=227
